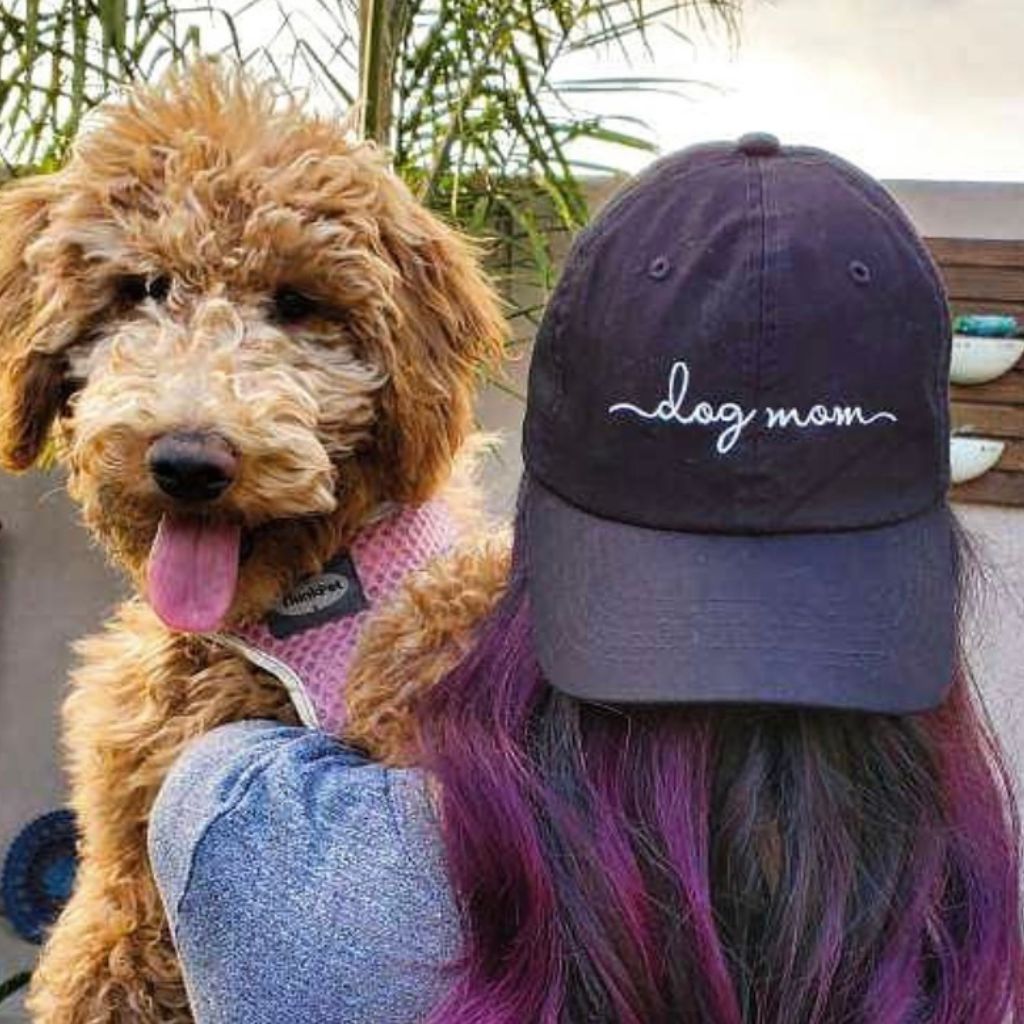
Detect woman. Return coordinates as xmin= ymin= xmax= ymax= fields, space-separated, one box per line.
xmin=150 ymin=135 xmax=1024 ymax=1024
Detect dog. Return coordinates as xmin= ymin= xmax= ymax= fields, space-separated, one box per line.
xmin=0 ymin=63 xmax=509 ymax=1022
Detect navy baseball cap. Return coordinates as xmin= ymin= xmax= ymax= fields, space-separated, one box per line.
xmin=523 ymin=134 xmax=956 ymax=713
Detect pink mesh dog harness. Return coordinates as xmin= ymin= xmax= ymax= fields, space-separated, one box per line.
xmin=215 ymin=502 xmax=456 ymax=735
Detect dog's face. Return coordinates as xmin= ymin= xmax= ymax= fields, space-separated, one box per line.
xmin=0 ymin=67 xmax=505 ymax=630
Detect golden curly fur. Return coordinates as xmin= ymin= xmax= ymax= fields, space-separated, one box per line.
xmin=0 ymin=63 xmax=510 ymax=1022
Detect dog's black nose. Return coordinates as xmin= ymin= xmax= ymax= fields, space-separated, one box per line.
xmin=147 ymin=432 xmax=237 ymax=503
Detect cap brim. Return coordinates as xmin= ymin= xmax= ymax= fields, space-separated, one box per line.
xmin=525 ymin=481 xmax=957 ymax=713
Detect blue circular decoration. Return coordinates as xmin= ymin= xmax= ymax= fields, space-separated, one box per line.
xmin=2 ymin=810 xmax=79 ymax=945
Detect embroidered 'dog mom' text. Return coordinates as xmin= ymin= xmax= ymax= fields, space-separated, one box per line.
xmin=608 ymin=360 xmax=898 ymax=454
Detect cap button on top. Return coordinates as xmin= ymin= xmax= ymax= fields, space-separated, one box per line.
xmin=737 ymin=132 xmax=781 ymax=157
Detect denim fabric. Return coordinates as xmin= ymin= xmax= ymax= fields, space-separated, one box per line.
xmin=148 ymin=720 xmax=460 ymax=1024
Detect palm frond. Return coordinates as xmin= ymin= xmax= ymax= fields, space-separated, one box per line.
xmin=382 ymin=0 xmax=738 ymax=303
xmin=0 ymin=0 xmax=206 ymax=167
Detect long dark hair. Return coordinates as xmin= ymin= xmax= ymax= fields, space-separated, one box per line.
xmin=417 ymin=485 xmax=1024 ymax=1023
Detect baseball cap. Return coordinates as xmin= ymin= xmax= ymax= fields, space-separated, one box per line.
xmin=523 ymin=133 xmax=956 ymax=713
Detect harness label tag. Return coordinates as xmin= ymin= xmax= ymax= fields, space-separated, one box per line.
xmin=265 ymin=553 xmax=369 ymax=639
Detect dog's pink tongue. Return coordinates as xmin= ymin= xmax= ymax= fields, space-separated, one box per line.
xmin=147 ymin=514 xmax=241 ymax=633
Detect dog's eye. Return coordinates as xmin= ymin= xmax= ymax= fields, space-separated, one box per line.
xmin=272 ymin=287 xmax=319 ymax=323
xmin=118 ymin=275 xmax=148 ymax=303
xmin=117 ymin=274 xmax=171 ymax=304
xmin=148 ymin=275 xmax=171 ymax=301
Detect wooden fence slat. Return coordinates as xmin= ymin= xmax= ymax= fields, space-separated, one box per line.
xmin=951 ymin=368 xmax=1024 ymax=406
xmin=950 ymin=298 xmax=1024 ymax=318
xmin=942 ymin=266 xmax=1024 ymax=303
xmin=951 ymin=402 xmax=1024 ymax=438
xmin=996 ymin=441 xmax=1024 ymax=472
xmin=951 ymin=470 xmax=1024 ymax=507
xmin=926 ymin=237 xmax=1024 ymax=270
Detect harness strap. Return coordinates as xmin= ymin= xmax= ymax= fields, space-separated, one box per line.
xmin=214 ymin=502 xmax=457 ymax=734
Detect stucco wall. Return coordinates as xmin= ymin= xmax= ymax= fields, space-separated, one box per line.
xmin=0 ymin=472 xmax=122 ymax=1002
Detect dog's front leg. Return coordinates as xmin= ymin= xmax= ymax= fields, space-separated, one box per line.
xmin=27 ymin=599 xmax=295 ymax=1024
xmin=27 ymin=857 xmax=192 ymax=1024
xmin=346 ymin=533 xmax=511 ymax=765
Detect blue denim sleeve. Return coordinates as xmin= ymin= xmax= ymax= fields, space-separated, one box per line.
xmin=147 ymin=720 xmax=458 ymax=1024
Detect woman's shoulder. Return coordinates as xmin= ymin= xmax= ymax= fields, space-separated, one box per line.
xmin=149 ymin=720 xmax=437 ymax=915
xmin=148 ymin=720 xmax=457 ymax=1023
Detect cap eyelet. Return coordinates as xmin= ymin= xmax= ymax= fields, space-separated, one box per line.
xmin=648 ymin=256 xmax=671 ymax=280
xmin=848 ymin=260 xmax=871 ymax=285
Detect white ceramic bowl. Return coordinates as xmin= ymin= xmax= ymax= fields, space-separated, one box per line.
xmin=950 ymin=436 xmax=1005 ymax=484
xmin=950 ymin=334 xmax=1024 ymax=386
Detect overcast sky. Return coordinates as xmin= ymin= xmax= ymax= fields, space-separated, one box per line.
xmin=564 ymin=0 xmax=1024 ymax=182
xmin=219 ymin=0 xmax=1023 ymax=184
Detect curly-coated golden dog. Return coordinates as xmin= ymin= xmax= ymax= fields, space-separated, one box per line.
xmin=0 ymin=64 xmax=510 ymax=1022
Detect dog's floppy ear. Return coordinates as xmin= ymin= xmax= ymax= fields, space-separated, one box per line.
xmin=0 ymin=175 xmax=66 ymax=472
xmin=377 ymin=193 xmax=509 ymax=502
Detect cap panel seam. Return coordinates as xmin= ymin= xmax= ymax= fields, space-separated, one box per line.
xmin=562 ymin=154 xmax=742 ymax=276
xmin=739 ymin=158 xmax=759 ymax=519
xmin=583 ymin=151 xmax=738 ymax=243
xmin=807 ymin=159 xmax=952 ymax=492
xmin=751 ymin=156 xmax=768 ymax=518
xmin=540 ymin=153 xmax=742 ymax=421
xmin=758 ymin=159 xmax=780 ymax=518
xmin=786 ymin=156 xmax=949 ymax=318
